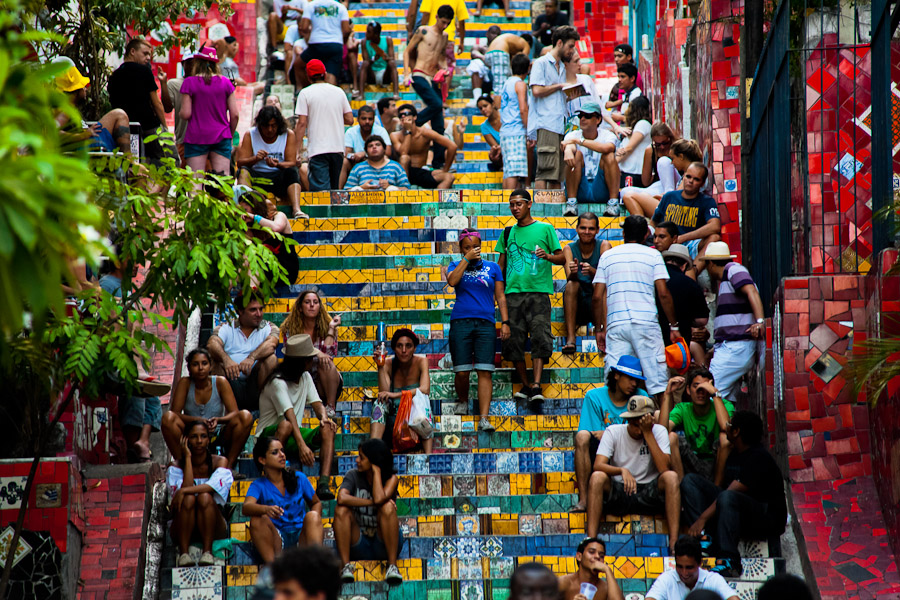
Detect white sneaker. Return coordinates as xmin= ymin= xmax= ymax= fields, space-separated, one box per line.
xmin=479 ymin=417 xmax=495 ymax=432
xmin=385 ymin=564 xmax=403 ymax=584
xmin=341 ymin=562 xmax=356 ymax=583
xmin=603 ymin=202 xmax=619 ymax=217
xmin=198 ymin=551 xmax=215 ymax=566
xmin=563 ymin=202 xmax=578 ymax=217
xmin=177 ymin=553 xmax=194 ymax=567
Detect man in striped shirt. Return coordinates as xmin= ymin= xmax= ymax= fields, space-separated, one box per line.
xmin=698 ymin=242 xmax=765 ymax=401
xmin=593 ymin=216 xmax=679 ymax=398
xmin=344 ymin=135 xmax=410 ymax=191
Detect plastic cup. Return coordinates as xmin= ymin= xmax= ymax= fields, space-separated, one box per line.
xmin=580 ymin=583 xmax=597 ymax=600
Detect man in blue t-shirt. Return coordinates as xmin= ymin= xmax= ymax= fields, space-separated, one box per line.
xmin=572 ymin=355 xmax=648 ymax=512
xmin=651 ymin=163 xmax=721 ymax=262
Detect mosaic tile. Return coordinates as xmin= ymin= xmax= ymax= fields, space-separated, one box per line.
xmin=172 ymin=566 xmax=222 ymax=588
xmin=496 ymin=453 xmax=519 ymax=474
xmin=458 ymin=558 xmax=483 ymax=580
xmin=427 ymin=558 xmax=452 ymax=579
xmin=456 ymin=537 xmax=482 ymax=559
xmin=434 ymin=538 xmax=456 ymax=559
xmin=420 ymin=476 xmax=442 ymax=498
xmin=457 ymin=515 xmax=480 ymax=537
xmin=486 ymin=475 xmax=511 ymax=497
xmin=481 ymin=537 xmax=504 ymax=558
xmin=461 ymin=581 xmax=485 ymax=600
xmin=171 ymin=585 xmax=223 ymax=600
xmin=453 ymin=475 xmax=477 ymax=497
xmin=489 ymin=557 xmax=515 ymax=579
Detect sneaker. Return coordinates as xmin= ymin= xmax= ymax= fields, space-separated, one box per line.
xmin=603 ymin=202 xmax=619 ymax=217
xmin=563 ymin=201 xmax=578 ymax=217
xmin=384 ymin=564 xmax=403 ymax=584
xmin=710 ymin=558 xmax=743 ymax=578
xmin=198 ymin=551 xmax=216 ymax=566
xmin=325 ymin=405 xmax=337 ymax=419
xmin=528 ymin=386 xmax=545 ymax=414
xmin=316 ymin=485 xmax=335 ymax=501
xmin=513 ymin=387 xmax=532 ymax=400
xmin=340 ymin=562 xmax=356 ymax=583
xmin=177 ymin=553 xmax=194 ymax=567
xmin=479 ymin=417 xmax=495 ymax=432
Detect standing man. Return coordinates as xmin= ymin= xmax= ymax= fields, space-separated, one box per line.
xmin=404 ymin=5 xmax=454 ymax=169
xmin=532 ymin=0 xmax=570 ymax=49
xmin=494 ymin=189 xmax=563 ymax=412
xmin=651 ymin=163 xmax=721 ymax=262
xmin=658 ymin=244 xmax=709 ymax=364
xmin=299 ymin=0 xmax=350 ymax=85
xmin=558 ymin=538 xmax=624 ymax=600
xmin=108 ymin=37 xmax=170 ymax=161
xmin=529 ymin=26 xmax=580 ymax=190
xmin=390 ymin=104 xmax=457 ymax=189
xmin=294 ymin=59 xmax=354 ymax=191
xmin=698 ymin=241 xmax=765 ymax=401
xmin=417 ymin=0 xmax=468 ymax=99
xmin=484 ymin=32 xmax=532 ymax=93
xmin=593 ymin=216 xmax=679 ymax=400
xmin=561 ymin=212 xmax=602 ymax=354
xmin=562 ymin=102 xmax=620 ymax=216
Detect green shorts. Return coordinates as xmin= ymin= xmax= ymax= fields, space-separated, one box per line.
xmin=259 ymin=424 xmax=321 ymax=454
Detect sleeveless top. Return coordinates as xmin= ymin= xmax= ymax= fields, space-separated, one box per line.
xmin=499 ymin=77 xmax=526 ymax=137
xmin=249 ymin=127 xmax=288 ymax=174
xmin=574 ymin=239 xmax=603 ymax=285
xmin=184 ymin=376 xmax=225 ymax=419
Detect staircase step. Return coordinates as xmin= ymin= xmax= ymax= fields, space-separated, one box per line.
xmin=288 ymin=216 xmax=619 ymax=231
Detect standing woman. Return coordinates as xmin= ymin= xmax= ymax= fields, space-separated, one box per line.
xmin=180 ymin=46 xmax=239 ymax=174
xmin=167 ymin=421 xmax=234 ymax=567
xmin=476 ymin=95 xmax=503 ymax=173
xmin=620 ymin=123 xmax=678 ymax=218
xmin=161 ymin=348 xmax=254 ymax=470
xmin=613 ymin=96 xmax=652 ymax=191
xmin=242 ymin=437 xmax=324 ymax=563
xmin=280 ymin=290 xmax=344 ymax=416
xmin=446 ymin=228 xmax=510 ymax=431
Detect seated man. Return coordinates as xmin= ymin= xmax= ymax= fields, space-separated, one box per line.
xmin=207 ymin=294 xmax=279 ymax=412
xmin=562 ymin=103 xmax=620 ymax=216
xmin=236 ymin=105 xmax=305 ymax=219
xmin=340 ymin=105 xmax=393 ymax=187
xmin=361 ymin=22 xmax=400 ymax=97
xmin=652 ymin=221 xmax=679 ymax=253
xmin=268 ymin=0 xmax=308 ymax=52
xmin=376 ymin=96 xmax=399 ymax=132
xmin=602 ymin=62 xmax=642 ymax=134
xmin=390 ymin=104 xmax=456 ymax=190
xmin=658 ymin=244 xmax=708 ymax=364
xmin=562 ymin=212 xmax=601 ymax=354
xmin=651 ymin=163 xmax=721 ymax=262
xmin=681 ymin=411 xmax=787 ymax=578
xmin=344 ymin=135 xmax=410 ymax=191
xmin=658 ymin=369 xmax=733 ymax=485
xmin=587 ymin=395 xmax=679 ymax=554
xmin=573 ymin=356 xmax=648 ymax=512
xmin=559 ymin=537 xmax=624 ymax=600
xmin=646 ymin=536 xmax=739 ymax=600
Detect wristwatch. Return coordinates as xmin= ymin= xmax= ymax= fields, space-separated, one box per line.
xmin=756 ymin=318 xmax=765 ymax=324
xmin=502 ymin=320 xmax=510 ymax=325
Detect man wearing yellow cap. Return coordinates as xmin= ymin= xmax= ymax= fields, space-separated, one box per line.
xmin=54 ymin=57 xmax=132 ymax=154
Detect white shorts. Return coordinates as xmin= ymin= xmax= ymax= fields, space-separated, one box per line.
xmin=466 ymin=58 xmax=490 ymax=79
xmin=372 ymin=68 xmax=388 ymax=85
xmin=605 ymin=323 xmax=667 ymax=395
xmin=709 ymin=339 xmax=758 ymax=401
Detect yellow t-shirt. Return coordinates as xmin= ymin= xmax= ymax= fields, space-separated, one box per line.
xmin=419 ymin=0 xmax=469 ymax=42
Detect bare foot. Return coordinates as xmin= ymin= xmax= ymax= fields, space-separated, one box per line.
xmin=473 ymin=9 xmax=481 ymax=16
xmin=571 ymin=500 xmax=587 ymax=513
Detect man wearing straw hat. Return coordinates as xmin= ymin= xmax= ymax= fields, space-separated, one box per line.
xmin=698 ymin=241 xmax=765 ymax=403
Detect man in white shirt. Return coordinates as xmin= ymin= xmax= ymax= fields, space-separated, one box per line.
xmin=562 ymin=102 xmax=621 ymax=216
xmin=268 ymin=0 xmax=308 ymax=52
xmin=294 ymin=59 xmax=354 ymax=191
xmin=646 ymin=536 xmax=739 ymax=600
xmin=593 ymin=215 xmax=679 ymax=397
xmin=586 ymin=395 xmax=680 ymax=555
xmin=299 ymin=0 xmax=350 ymax=84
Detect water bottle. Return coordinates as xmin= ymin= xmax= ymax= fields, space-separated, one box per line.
xmin=529 ymin=245 xmax=540 ymax=275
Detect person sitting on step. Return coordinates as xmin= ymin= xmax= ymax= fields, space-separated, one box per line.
xmin=162 ymin=348 xmax=254 ymax=471
xmin=561 ymin=212 xmax=602 ymax=355
xmin=243 ymin=436 xmax=325 ymax=563
xmin=256 ymin=334 xmax=338 ymax=500
xmin=619 ymin=123 xmax=677 ymax=219
xmin=562 ymin=103 xmax=620 ymax=217
xmin=645 ymin=536 xmax=738 ymax=600
xmin=586 ymin=395 xmax=680 ymax=555
xmin=573 ymin=356 xmax=648 ymax=512
xmin=558 ymin=536 xmax=624 ymax=600
xmin=279 ymin=290 xmax=345 ymax=415
xmin=658 ymin=370 xmax=734 ymax=486
xmin=370 ymin=328 xmax=433 ymax=454
xmin=167 ymin=420 xmax=234 ymax=567
xmin=343 ymin=135 xmax=410 ymax=191
xmin=390 ymin=103 xmax=457 ymax=190
xmin=340 ymin=105 xmax=394 ymax=187
xmin=361 ymin=22 xmax=400 ymax=98
xmin=651 ymin=163 xmax=721 ymax=264
xmin=335 ymin=439 xmax=404 ymax=585
xmin=657 ymin=244 xmax=709 ymax=365
xmin=446 ymin=228 xmax=510 ymax=432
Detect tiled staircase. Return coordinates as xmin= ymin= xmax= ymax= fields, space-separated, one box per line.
xmin=159 ymin=3 xmax=783 ymax=599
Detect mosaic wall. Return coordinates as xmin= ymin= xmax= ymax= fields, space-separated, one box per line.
xmin=572 ymin=0 xmax=629 ymax=77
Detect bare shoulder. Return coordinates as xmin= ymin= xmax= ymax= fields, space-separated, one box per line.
xmin=212 ymin=455 xmax=229 ymax=470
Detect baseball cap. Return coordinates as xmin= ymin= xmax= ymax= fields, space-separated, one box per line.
xmin=610 ymin=355 xmax=645 ymax=380
xmin=662 ymin=243 xmax=692 ymax=265
xmin=666 ymin=337 xmax=691 ymax=374
xmin=620 ymin=395 xmax=657 ymax=419
xmin=306 ymin=59 xmax=327 ymax=79
xmin=577 ymin=101 xmax=603 ymax=117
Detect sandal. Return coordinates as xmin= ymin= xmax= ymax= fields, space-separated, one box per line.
xmin=561 ymin=342 xmax=577 ymax=355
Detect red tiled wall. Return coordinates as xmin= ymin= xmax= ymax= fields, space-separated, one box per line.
xmin=574 ymin=0 xmax=629 ymax=76
xmin=0 ymin=458 xmax=75 ymax=553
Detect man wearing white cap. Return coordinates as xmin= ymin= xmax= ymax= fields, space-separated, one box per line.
xmin=586 ymin=395 xmax=680 ymax=555
xmin=698 ymin=241 xmax=765 ymax=401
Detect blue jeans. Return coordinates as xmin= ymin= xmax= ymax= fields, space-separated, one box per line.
xmin=576 ymin=169 xmax=611 ymax=203
xmin=680 ymin=472 xmax=769 ymax=560
xmin=411 ymin=76 xmax=445 ymax=168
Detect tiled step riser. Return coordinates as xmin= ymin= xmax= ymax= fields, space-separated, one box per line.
xmin=285 ymin=228 xmax=618 ymax=244
xmin=281 ymin=202 xmax=615 ymax=219
xmin=267 ymin=309 xmax=591 ymax=329
xmin=288 ymin=218 xmax=620 ymax=232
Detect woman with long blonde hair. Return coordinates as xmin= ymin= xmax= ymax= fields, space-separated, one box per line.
xmin=281 ymin=290 xmax=343 ymax=415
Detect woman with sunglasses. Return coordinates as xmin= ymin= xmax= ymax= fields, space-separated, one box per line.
xmin=621 ymin=122 xmax=677 ymax=218
xmin=445 ymin=228 xmax=510 ymax=431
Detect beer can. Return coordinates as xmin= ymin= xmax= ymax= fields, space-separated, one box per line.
xmin=625 ymin=175 xmax=633 ymax=187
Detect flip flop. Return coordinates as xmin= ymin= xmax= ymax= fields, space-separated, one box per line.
xmin=561 ymin=343 xmax=577 ymax=355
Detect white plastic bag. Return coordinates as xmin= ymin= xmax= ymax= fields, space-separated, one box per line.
xmin=408 ymin=390 xmax=434 ymax=440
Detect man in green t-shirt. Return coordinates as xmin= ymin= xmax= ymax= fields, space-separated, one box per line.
xmin=658 ymin=367 xmax=734 ymax=485
xmin=494 ymin=189 xmax=564 ymax=412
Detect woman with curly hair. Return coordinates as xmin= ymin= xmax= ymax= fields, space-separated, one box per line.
xmin=613 ymin=96 xmax=653 ymax=193
xmin=280 ymin=290 xmax=344 ymax=415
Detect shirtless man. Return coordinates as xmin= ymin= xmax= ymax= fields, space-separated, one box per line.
xmin=484 ymin=32 xmax=532 ymax=94
xmin=390 ymin=104 xmax=456 ymax=189
xmin=404 ymin=4 xmax=453 ymax=169
xmin=559 ymin=538 xmax=624 ymax=600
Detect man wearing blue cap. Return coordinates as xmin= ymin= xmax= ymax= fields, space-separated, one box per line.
xmin=561 ymin=102 xmax=620 ymax=216
xmin=572 ymin=356 xmax=648 ymax=512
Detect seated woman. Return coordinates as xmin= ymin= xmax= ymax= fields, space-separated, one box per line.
xmin=620 ymin=122 xmax=677 ymax=218
xmin=167 ymin=421 xmax=234 ymax=567
xmin=238 ymin=193 xmax=299 ymax=288
xmin=334 ymin=439 xmax=403 ymax=585
xmin=279 ymin=290 xmax=345 ymax=416
xmin=613 ymin=96 xmax=653 ymax=197
xmin=242 ymin=436 xmax=324 ymax=563
xmin=446 ymin=228 xmax=509 ymax=431
xmin=370 ymin=328 xmax=432 ymax=454
xmin=162 ymin=348 xmax=254 ymax=470
xmin=257 ymin=334 xmax=337 ymax=500
xmin=477 ymin=95 xmax=503 ymax=173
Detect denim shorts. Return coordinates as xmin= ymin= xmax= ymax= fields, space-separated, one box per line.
xmin=604 ymin=477 xmax=664 ymax=515
xmin=449 ymin=318 xmax=496 ymax=372
xmin=349 ymin=531 xmax=405 ymax=561
xmin=119 ymin=395 xmax=162 ymax=430
xmin=184 ymin=137 xmax=232 ymax=159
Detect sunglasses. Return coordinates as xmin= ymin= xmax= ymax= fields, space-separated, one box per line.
xmin=399 ymin=112 xmax=414 ymax=118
